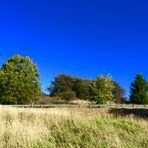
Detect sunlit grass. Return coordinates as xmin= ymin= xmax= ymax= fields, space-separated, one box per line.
xmin=0 ymin=106 xmax=147 ymax=148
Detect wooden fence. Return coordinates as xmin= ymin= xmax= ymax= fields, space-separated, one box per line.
xmin=3 ymin=104 xmax=148 ymax=108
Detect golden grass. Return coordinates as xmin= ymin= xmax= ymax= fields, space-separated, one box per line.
xmin=0 ymin=106 xmax=147 ymax=148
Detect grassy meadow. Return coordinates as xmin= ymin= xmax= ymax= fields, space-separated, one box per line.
xmin=0 ymin=106 xmax=148 ymax=148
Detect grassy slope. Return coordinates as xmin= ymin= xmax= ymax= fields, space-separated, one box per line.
xmin=0 ymin=107 xmax=148 ymax=148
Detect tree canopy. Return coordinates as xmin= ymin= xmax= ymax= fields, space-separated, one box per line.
xmin=48 ymin=74 xmax=126 ymax=103
xmin=112 ymin=81 xmax=126 ymax=103
xmin=89 ymin=74 xmax=115 ymax=103
xmin=3 ymin=55 xmax=148 ymax=105
xmin=130 ymin=74 xmax=148 ymax=104
xmin=48 ymin=74 xmax=92 ymax=101
xmin=0 ymin=54 xmax=41 ymax=104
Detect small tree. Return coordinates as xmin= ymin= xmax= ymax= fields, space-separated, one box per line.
xmin=0 ymin=54 xmax=41 ymax=104
xmin=130 ymin=74 xmax=148 ymax=104
xmin=89 ymin=74 xmax=114 ymax=104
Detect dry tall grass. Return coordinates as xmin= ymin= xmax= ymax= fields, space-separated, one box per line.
xmin=0 ymin=106 xmax=148 ymax=148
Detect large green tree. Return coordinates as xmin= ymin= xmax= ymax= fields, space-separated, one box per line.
xmin=89 ymin=74 xmax=115 ymax=104
xmin=130 ymin=74 xmax=148 ymax=104
xmin=0 ymin=54 xmax=41 ymax=104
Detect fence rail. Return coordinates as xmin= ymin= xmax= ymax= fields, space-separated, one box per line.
xmin=3 ymin=104 xmax=148 ymax=108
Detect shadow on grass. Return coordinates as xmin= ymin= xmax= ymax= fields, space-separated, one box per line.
xmin=109 ymin=108 xmax=148 ymax=119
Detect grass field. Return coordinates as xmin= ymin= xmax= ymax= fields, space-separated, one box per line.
xmin=0 ymin=106 xmax=148 ymax=148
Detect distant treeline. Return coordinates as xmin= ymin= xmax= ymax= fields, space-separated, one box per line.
xmin=48 ymin=74 xmax=126 ymax=104
xmin=0 ymin=54 xmax=148 ymax=104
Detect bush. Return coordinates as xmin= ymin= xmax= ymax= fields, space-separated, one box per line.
xmin=0 ymin=96 xmax=17 ymax=104
xmin=60 ymin=91 xmax=76 ymax=101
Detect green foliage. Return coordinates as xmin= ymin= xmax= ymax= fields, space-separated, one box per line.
xmin=130 ymin=74 xmax=148 ymax=104
xmin=60 ymin=90 xmax=76 ymax=101
xmin=112 ymin=81 xmax=126 ymax=103
xmin=73 ymin=78 xmax=92 ymax=100
xmin=49 ymin=74 xmax=74 ymax=97
xmin=0 ymin=96 xmax=17 ymax=104
xmin=0 ymin=54 xmax=41 ymax=104
xmin=89 ymin=74 xmax=115 ymax=103
xmin=49 ymin=74 xmax=93 ymax=100
xmin=49 ymin=74 xmax=124 ymax=103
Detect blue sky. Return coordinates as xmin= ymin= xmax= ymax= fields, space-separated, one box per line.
xmin=0 ymin=0 xmax=148 ymax=97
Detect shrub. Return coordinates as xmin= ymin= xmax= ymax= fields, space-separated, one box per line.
xmin=60 ymin=91 xmax=76 ymax=101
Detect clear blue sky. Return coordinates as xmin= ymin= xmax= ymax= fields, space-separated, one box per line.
xmin=0 ymin=0 xmax=148 ymax=97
